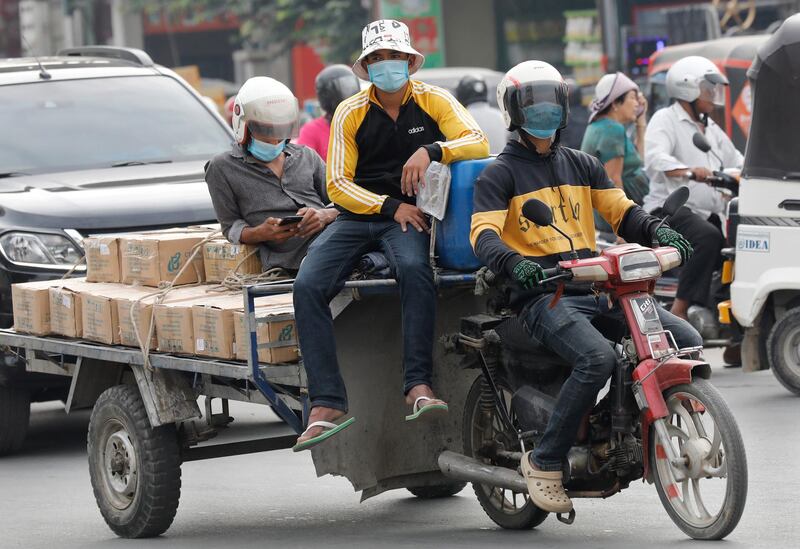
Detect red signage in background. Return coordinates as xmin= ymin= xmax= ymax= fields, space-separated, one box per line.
xmin=380 ymin=0 xmax=445 ymax=67
xmin=292 ymin=44 xmax=326 ymax=104
xmin=143 ymin=9 xmax=240 ymax=35
xmin=405 ymin=17 xmax=438 ymax=56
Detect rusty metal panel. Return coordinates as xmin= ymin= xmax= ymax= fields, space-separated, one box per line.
xmin=310 ymin=290 xmax=482 ymax=499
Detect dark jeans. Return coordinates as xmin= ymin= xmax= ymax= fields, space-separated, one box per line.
xmin=292 ymin=218 xmax=435 ymax=412
xmin=521 ymin=294 xmax=702 ymax=471
xmin=665 ymin=207 xmax=725 ymax=306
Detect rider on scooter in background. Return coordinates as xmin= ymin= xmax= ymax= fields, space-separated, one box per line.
xmin=296 ymin=65 xmax=361 ymax=161
xmin=642 ymin=56 xmax=743 ymax=322
xmin=470 ymin=60 xmax=702 ymax=515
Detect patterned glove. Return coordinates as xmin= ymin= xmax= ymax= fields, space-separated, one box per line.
xmin=512 ymin=259 xmax=546 ymax=290
xmin=655 ymin=226 xmax=693 ymax=264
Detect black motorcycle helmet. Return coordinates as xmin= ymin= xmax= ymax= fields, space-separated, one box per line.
xmin=316 ymin=64 xmax=361 ymax=116
xmin=456 ymin=74 xmax=488 ymax=107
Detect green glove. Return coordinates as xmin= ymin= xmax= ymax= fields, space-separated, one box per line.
xmin=655 ymin=226 xmax=693 ymax=264
xmin=512 ymin=259 xmax=545 ymax=290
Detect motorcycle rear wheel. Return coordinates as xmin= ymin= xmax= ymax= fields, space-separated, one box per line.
xmin=650 ymin=379 xmax=747 ymax=540
xmin=462 ymin=376 xmax=548 ymax=530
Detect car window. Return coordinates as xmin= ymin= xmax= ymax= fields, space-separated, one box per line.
xmin=0 ymin=75 xmax=232 ymax=175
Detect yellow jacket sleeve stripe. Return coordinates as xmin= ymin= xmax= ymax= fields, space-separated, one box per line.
xmin=412 ymin=82 xmax=489 ymax=164
xmin=327 ymin=93 xmax=386 ymax=214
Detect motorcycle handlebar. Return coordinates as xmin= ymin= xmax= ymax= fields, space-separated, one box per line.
xmin=687 ymin=171 xmax=739 ymax=193
xmin=538 ymin=266 xmax=574 ymax=285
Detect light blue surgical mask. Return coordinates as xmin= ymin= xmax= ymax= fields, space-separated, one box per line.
xmin=367 ymin=60 xmax=409 ymax=93
xmin=521 ymin=103 xmax=564 ymax=139
xmin=248 ymin=138 xmax=285 ymax=162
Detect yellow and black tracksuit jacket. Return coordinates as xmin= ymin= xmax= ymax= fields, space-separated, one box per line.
xmin=470 ymin=139 xmax=661 ymax=301
xmin=326 ymin=80 xmax=489 ymax=218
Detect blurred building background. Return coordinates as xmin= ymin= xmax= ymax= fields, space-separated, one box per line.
xmin=1 ymin=0 xmax=798 ymax=104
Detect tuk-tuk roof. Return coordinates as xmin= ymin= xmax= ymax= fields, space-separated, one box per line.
xmin=649 ymin=35 xmax=769 ymax=76
xmin=748 ymin=14 xmax=800 ymax=80
xmin=743 ymin=14 xmax=800 ymax=180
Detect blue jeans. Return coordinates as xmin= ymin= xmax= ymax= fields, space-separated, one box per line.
xmin=292 ymin=218 xmax=435 ymax=412
xmin=521 ymin=294 xmax=702 ymax=471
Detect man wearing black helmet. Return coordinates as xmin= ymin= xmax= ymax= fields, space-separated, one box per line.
xmin=470 ymin=60 xmax=700 ymax=514
xmin=456 ymin=74 xmax=510 ymax=154
xmin=297 ymin=65 xmax=361 ymax=161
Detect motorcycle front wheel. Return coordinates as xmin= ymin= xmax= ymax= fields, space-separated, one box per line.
xmin=650 ymin=379 xmax=748 ymax=540
xmin=462 ymin=375 xmax=548 ymax=530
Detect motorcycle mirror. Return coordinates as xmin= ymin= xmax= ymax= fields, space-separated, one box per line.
xmin=522 ymin=199 xmax=553 ymax=226
xmin=662 ymin=186 xmax=690 ymax=217
xmin=522 ymin=198 xmax=578 ymax=259
xmin=692 ymin=132 xmax=712 ymax=153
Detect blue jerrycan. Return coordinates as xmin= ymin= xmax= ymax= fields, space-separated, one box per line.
xmin=435 ymin=157 xmax=494 ymax=271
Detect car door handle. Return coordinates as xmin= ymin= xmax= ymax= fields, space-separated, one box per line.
xmin=778 ymin=199 xmax=800 ymax=211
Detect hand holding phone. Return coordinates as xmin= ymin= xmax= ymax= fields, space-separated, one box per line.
xmin=278 ymin=215 xmax=304 ymax=226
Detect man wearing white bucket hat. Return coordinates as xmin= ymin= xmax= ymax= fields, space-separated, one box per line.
xmin=291 ymin=19 xmax=489 ymax=452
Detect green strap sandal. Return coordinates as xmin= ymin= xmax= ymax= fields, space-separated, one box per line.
xmin=405 ymin=396 xmax=449 ymax=422
xmin=292 ymin=417 xmax=356 ymax=452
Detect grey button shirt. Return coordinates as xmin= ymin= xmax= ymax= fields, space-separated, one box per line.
xmin=204 ymin=143 xmax=329 ymax=271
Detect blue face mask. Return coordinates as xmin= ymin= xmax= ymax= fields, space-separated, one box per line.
xmin=367 ymin=60 xmax=409 ymax=93
xmin=248 ymin=138 xmax=285 ymax=162
xmin=521 ymin=103 xmax=564 ymax=139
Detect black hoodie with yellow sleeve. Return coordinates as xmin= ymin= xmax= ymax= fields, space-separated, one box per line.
xmin=470 ymin=139 xmax=661 ymax=281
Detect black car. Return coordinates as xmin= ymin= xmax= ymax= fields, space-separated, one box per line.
xmin=0 ymin=47 xmax=233 ymax=452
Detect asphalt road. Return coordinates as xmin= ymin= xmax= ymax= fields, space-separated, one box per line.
xmin=1 ymin=349 xmax=798 ymax=549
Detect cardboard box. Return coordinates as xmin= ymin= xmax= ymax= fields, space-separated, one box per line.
xmin=78 ymin=284 xmax=167 ymax=346
xmin=191 ymin=294 xmax=244 ymax=360
xmin=115 ymin=290 xmax=159 ymax=349
xmin=11 ymin=279 xmax=54 ymax=335
xmin=153 ymin=286 xmax=225 ymax=354
xmin=120 ymin=233 xmax=207 ymax=287
xmin=203 ymin=240 xmax=261 ymax=283
xmin=193 ymin=293 xmax=293 ymax=360
xmin=233 ymin=301 xmax=297 ymax=364
xmin=48 ymin=278 xmax=92 ymax=338
xmin=84 ymin=236 xmax=121 ymax=283
xmin=80 ymin=288 xmax=121 ymax=345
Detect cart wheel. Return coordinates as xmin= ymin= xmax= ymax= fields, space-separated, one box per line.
xmin=88 ymin=385 xmax=181 ymax=538
xmin=407 ymin=482 xmax=467 ymax=499
xmin=767 ymin=306 xmax=800 ymax=395
xmin=0 ymin=384 xmax=30 ymax=456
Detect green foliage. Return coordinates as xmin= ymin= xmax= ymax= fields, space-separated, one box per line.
xmin=130 ymin=0 xmax=369 ymax=64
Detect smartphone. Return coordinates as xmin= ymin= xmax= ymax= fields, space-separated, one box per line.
xmin=278 ymin=215 xmax=304 ymax=226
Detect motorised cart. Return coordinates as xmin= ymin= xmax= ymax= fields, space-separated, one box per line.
xmin=0 ymin=159 xmax=493 ymax=539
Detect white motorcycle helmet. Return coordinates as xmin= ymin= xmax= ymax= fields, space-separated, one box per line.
xmin=232 ymin=77 xmax=300 ymax=145
xmin=665 ymin=56 xmax=728 ymax=106
xmin=496 ymin=60 xmax=569 ymax=137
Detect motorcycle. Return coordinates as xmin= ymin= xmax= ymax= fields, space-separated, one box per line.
xmin=439 ymin=188 xmax=748 ymax=540
xmin=597 ymin=133 xmax=742 ymax=359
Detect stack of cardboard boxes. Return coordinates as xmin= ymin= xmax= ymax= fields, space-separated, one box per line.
xmin=10 ymin=230 xmax=297 ymax=364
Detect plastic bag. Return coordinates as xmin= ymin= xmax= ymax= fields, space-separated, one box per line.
xmin=416 ymin=161 xmax=451 ymax=221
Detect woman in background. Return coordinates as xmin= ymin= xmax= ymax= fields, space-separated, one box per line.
xmin=582 ymin=72 xmax=649 ymax=208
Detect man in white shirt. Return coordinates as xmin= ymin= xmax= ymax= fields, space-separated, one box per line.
xmin=643 ymin=56 xmax=743 ymax=320
xmin=456 ymin=74 xmax=511 ymax=155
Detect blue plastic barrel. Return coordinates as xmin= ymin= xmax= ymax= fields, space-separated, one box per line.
xmin=435 ymin=158 xmax=494 ymax=271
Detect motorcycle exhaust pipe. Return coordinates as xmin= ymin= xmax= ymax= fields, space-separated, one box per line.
xmin=438 ymin=450 xmax=528 ymax=493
